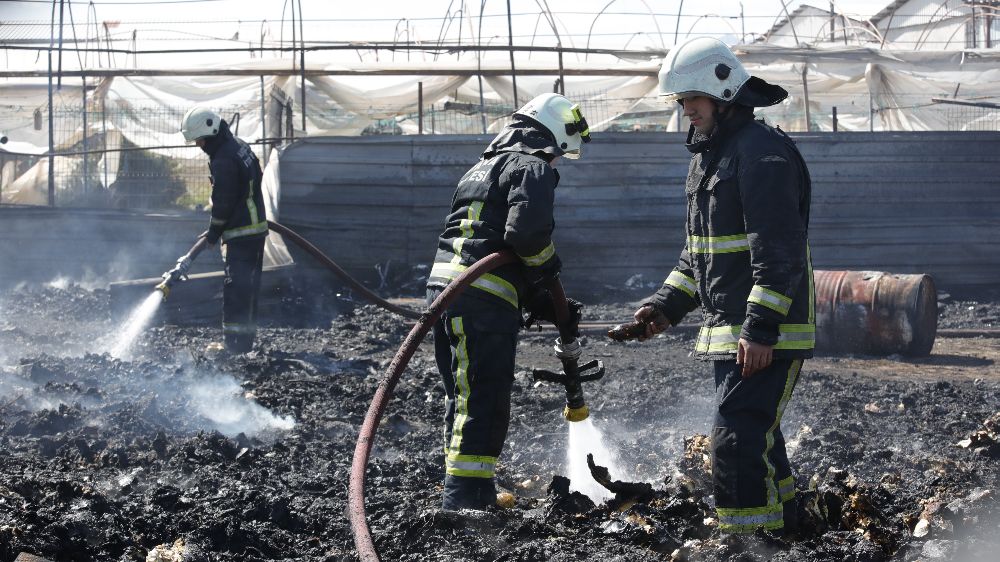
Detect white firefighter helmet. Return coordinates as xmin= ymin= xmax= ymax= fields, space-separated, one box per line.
xmin=180 ymin=106 xmax=222 ymax=143
xmin=513 ymin=93 xmax=591 ymax=159
xmin=658 ymin=37 xmax=750 ymax=104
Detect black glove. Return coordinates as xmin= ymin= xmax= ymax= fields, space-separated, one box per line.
xmin=522 ymin=289 xmax=582 ymax=336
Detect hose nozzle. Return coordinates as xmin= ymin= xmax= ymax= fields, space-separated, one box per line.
xmin=531 ymin=339 xmax=604 ymax=424
xmin=154 ymin=280 xmax=172 ymax=300
xmin=155 ymin=256 xmax=191 ymax=301
xmin=563 ymin=404 xmax=590 ymax=422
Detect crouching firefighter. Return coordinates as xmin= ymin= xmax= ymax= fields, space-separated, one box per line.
xmin=426 ymin=93 xmax=590 ymax=511
xmin=180 ymin=106 xmax=268 ymax=354
xmin=633 ymin=37 xmax=814 ymax=535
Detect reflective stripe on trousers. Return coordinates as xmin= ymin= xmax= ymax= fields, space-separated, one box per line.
xmin=432 ymin=308 xmax=517 ymax=480
xmin=713 ymin=359 xmax=803 ymax=533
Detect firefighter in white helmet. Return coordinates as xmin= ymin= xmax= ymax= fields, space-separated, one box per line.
xmin=180 ymin=105 xmax=268 ymax=354
xmin=425 ymin=93 xmax=589 ymax=510
xmin=634 ymin=37 xmax=815 ymax=536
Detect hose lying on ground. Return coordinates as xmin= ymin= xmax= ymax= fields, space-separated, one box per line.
xmin=267 ymin=220 xmax=421 ymax=320
xmin=347 ymin=250 xmax=528 ymax=562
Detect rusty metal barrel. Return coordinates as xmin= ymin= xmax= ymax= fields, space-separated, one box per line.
xmin=814 ymin=270 xmax=937 ymax=356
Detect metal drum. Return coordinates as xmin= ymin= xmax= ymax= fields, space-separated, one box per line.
xmin=814 ymin=270 xmax=938 ymax=356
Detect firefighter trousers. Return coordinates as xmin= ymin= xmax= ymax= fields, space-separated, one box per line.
xmin=429 ymin=291 xmax=520 ymax=507
xmin=711 ymin=358 xmax=804 ymax=533
xmin=223 ymin=237 xmax=265 ymax=353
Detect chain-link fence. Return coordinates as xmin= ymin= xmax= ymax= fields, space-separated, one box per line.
xmin=1 ymin=98 xmax=276 ymax=210
xmin=3 ymin=87 xmax=999 ymax=212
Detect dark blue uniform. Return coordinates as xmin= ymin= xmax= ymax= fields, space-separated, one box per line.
xmin=427 ymin=118 xmax=565 ymax=510
xmin=646 ymin=106 xmax=814 ymax=533
xmin=201 ymin=120 xmax=268 ymax=353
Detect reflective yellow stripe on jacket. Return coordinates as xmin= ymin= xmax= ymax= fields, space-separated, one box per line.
xmin=664 ymin=270 xmax=697 ymax=298
xmin=748 ymin=285 xmax=793 ymax=316
xmin=695 ymin=324 xmax=815 ymax=353
xmin=429 ymin=262 xmax=519 ymax=308
xmin=687 ymin=234 xmax=749 ymax=254
xmin=518 ymin=242 xmax=555 ymax=267
xmin=222 ymin=180 xmax=268 ymax=241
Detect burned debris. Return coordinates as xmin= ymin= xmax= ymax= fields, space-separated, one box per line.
xmin=1 ymin=283 xmax=1000 ymax=562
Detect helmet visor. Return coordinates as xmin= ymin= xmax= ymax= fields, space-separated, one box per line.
xmin=660 ymin=90 xmax=701 ymax=103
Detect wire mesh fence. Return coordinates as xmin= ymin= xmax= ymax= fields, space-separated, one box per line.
xmin=0 ymin=99 xmax=275 ymax=210
xmin=3 ymin=88 xmax=999 ymax=212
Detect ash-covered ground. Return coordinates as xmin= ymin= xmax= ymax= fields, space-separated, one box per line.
xmin=1 ymin=283 xmax=999 ymax=562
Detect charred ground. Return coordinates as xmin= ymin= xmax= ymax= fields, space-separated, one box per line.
xmin=1 ymin=284 xmax=998 ymax=561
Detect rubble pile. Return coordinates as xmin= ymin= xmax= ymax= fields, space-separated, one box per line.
xmin=1 ymin=286 xmax=999 ymax=561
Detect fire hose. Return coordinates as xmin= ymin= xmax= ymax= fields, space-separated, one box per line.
xmin=156 ymin=233 xmax=602 ymax=561
xmin=346 ymin=251 xmax=602 ymax=562
xmin=265 ymin=221 xmax=421 ymax=320
xmin=347 ymin=251 xmax=514 ymax=562
xmin=155 ymin=221 xmax=421 ymax=320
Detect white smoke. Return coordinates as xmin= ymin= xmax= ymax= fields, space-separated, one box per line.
xmin=188 ymin=374 xmax=295 ymax=436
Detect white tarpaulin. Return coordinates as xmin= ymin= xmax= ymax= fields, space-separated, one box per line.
xmin=3 ymin=46 xmax=999 ymax=205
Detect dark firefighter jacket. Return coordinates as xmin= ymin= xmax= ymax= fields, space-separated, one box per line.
xmin=647 ymin=107 xmax=815 ymax=360
xmin=426 ymin=117 xmax=564 ymax=311
xmin=201 ymin=120 xmax=268 ymax=245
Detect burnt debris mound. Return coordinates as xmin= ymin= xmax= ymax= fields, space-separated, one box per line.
xmin=1 ymin=285 xmax=999 ymax=561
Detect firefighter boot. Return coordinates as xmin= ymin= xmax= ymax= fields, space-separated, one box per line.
xmin=442 ymin=474 xmax=497 ymax=511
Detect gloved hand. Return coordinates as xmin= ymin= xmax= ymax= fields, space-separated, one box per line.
xmin=174 ymin=256 xmax=192 ymax=277
xmin=522 ymin=289 xmax=582 ymax=336
xmin=632 ymin=304 xmax=670 ymax=341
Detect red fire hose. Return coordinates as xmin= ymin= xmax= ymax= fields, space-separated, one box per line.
xmin=347 ymin=251 xmax=520 ymax=562
xmin=267 ymin=220 xmax=421 ymax=320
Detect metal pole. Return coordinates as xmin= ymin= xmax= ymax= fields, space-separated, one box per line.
xmin=477 ymin=0 xmax=487 ymax=134
xmin=869 ymin=92 xmax=874 ymax=132
xmin=260 ymin=76 xmax=267 ymax=161
xmin=431 ymin=103 xmax=435 ymax=133
xmin=832 ymin=106 xmax=837 ymax=132
xmin=507 ymin=0 xmax=518 ymax=108
xmin=57 ymin=0 xmax=65 ymax=89
xmin=102 ymin=96 xmax=108 ymax=189
xmin=82 ymin=75 xmax=88 ymax=193
xmin=298 ymin=0 xmax=306 ymax=132
xmin=740 ymin=3 xmax=745 ymax=43
xmin=801 ymin=64 xmax=811 ymax=132
xmin=675 ymin=0 xmax=684 ymax=45
xmin=557 ymin=47 xmax=565 ymax=95
xmin=418 ymin=81 xmax=424 ymax=134
xmin=47 ymin=0 xmax=56 ymax=206
xmin=830 ymin=2 xmax=835 ymax=43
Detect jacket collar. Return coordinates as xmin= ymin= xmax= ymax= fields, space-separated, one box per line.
xmin=481 ymin=117 xmax=563 ymax=161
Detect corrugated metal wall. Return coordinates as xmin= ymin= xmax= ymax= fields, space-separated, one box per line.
xmin=277 ymin=131 xmax=1000 ymax=296
xmin=0 ymin=207 xmax=220 ymax=288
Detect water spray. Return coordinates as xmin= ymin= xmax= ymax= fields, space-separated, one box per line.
xmin=529 ymin=280 xmax=604 ymax=422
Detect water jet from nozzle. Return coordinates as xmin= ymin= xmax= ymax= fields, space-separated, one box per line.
xmin=109 ymin=291 xmax=162 ymax=358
